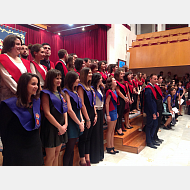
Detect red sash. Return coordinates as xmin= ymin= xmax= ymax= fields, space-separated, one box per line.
xmin=21 ymin=58 xmax=32 ymax=73
xmin=55 ymin=60 xmax=68 ymax=76
xmin=137 ymin=79 xmax=143 ymax=86
xmin=49 ymin=60 xmax=55 ymax=70
xmin=145 ymin=84 xmax=157 ymax=100
xmin=116 ymin=81 xmax=126 ymax=93
xmin=141 ymin=78 xmax=145 ymax=83
xmin=110 ymin=73 xmax=114 ymax=77
xmin=98 ymin=71 xmax=107 ymax=81
xmin=132 ymin=79 xmax=138 ymax=88
xmin=0 ymin=54 xmax=27 ymax=83
xmin=106 ymin=89 xmax=118 ymax=112
xmin=31 ymin=61 xmax=47 ymax=81
xmin=126 ymin=81 xmax=134 ymax=94
xmin=154 ymin=84 xmax=163 ymax=97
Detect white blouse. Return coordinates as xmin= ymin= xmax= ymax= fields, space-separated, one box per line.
xmin=95 ymin=89 xmax=104 ymax=109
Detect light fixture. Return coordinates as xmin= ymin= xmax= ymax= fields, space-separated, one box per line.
xmin=58 ymin=32 xmax=61 ymax=35
xmin=68 ymin=24 xmax=73 ymax=26
xmin=82 ymin=27 xmax=85 ymax=31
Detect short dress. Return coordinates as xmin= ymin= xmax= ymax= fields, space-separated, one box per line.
xmin=178 ymin=86 xmax=186 ymax=105
xmin=106 ymin=90 xmax=118 ymax=121
xmin=63 ymin=88 xmax=83 ymax=139
xmin=40 ymin=90 xmax=68 ymax=148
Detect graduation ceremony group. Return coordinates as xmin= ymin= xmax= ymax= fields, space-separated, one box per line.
xmin=0 ymin=34 xmax=189 ymax=166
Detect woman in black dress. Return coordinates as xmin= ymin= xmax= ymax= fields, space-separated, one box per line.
xmin=62 ymin=71 xmax=84 ymax=166
xmin=90 ymin=73 xmax=104 ymax=163
xmin=0 ymin=73 xmax=43 ymax=166
xmin=40 ymin=69 xmax=68 ymax=166
xmin=77 ymin=67 xmax=97 ymax=166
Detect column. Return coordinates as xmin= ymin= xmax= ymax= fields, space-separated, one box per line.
xmin=137 ymin=24 xmax=141 ymax=35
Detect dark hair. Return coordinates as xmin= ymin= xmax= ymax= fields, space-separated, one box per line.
xmin=168 ymin=87 xmax=176 ymax=97
xmin=98 ymin=61 xmax=104 ymax=72
xmin=123 ymin=72 xmax=131 ymax=82
xmin=84 ymin=58 xmax=90 ymax=63
xmin=114 ymin=68 xmax=124 ymax=83
xmin=80 ymin=67 xmax=91 ymax=88
xmin=89 ymin=63 xmax=98 ymax=72
xmin=66 ymin=55 xmax=74 ymax=71
xmin=28 ymin=43 xmax=43 ymax=58
xmin=58 ymin=49 xmax=68 ymax=59
xmin=1 ymin=34 xmax=22 ymax=54
xmin=44 ymin=69 xmax=63 ymax=94
xmin=145 ymin=76 xmax=150 ymax=85
xmin=75 ymin=58 xmax=84 ymax=72
xmin=157 ymin=74 xmax=162 ymax=79
xmin=69 ymin=53 xmax=77 ymax=56
xmin=42 ymin=43 xmax=50 ymax=47
xmin=109 ymin=64 xmax=117 ymax=73
xmin=105 ymin=76 xmax=114 ymax=94
xmin=64 ymin=71 xmax=79 ymax=92
xmin=150 ymin=73 xmax=157 ymax=79
xmin=91 ymin=73 xmax=103 ymax=93
xmin=16 ymin=73 xmax=40 ymax=108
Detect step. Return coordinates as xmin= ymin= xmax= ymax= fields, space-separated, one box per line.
xmin=123 ymin=132 xmax=146 ymax=153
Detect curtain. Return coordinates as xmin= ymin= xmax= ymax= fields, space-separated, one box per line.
xmin=63 ymin=24 xmax=107 ymax=61
xmin=4 ymin=24 xmax=107 ymax=62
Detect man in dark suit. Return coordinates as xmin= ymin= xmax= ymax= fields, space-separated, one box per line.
xmin=144 ymin=74 xmax=160 ymax=149
xmin=153 ymin=75 xmax=164 ymax=143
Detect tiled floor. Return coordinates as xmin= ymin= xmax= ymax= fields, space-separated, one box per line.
xmin=91 ymin=113 xmax=190 ymax=166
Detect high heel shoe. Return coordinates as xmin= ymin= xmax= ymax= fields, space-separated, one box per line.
xmin=112 ymin=147 xmax=119 ymax=153
xmin=124 ymin=124 xmax=133 ymax=129
xmin=106 ymin=147 xmax=116 ymax=154
xmin=117 ymin=131 xmax=124 ymax=136
xmin=86 ymin=160 xmax=91 ymax=166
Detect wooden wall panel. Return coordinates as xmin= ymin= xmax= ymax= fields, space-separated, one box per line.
xmin=129 ymin=41 xmax=190 ymax=69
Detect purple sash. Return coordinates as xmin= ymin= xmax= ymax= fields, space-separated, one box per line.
xmin=62 ymin=88 xmax=82 ymax=109
xmin=78 ymin=83 xmax=96 ymax=107
xmin=41 ymin=90 xmax=68 ymax=114
xmin=2 ymin=97 xmax=41 ymax=131
xmin=91 ymin=86 xmax=103 ymax=102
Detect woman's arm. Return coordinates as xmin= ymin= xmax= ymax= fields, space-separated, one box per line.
xmin=41 ymin=93 xmax=66 ymax=135
xmin=116 ymin=86 xmax=128 ymax=102
xmin=105 ymin=94 xmax=111 ymax=122
xmin=167 ymin=96 xmax=174 ymax=114
xmin=77 ymin=86 xmax=91 ymax=129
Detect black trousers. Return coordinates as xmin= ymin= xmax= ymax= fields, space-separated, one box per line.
xmin=116 ymin=97 xmax=125 ymax=131
xmin=153 ymin=111 xmax=162 ymax=140
xmin=78 ymin=122 xmax=94 ymax=158
xmin=90 ymin=109 xmax=104 ymax=163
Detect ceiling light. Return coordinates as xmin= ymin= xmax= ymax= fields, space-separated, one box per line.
xmin=68 ymin=24 xmax=73 ymax=26
xmin=58 ymin=33 xmax=61 ymax=35
xmin=82 ymin=27 xmax=85 ymax=31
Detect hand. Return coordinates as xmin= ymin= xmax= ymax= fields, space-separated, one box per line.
xmin=79 ymin=122 xmax=84 ymax=132
xmin=157 ymin=112 xmax=159 ymax=117
xmin=129 ymin=100 xmax=133 ymax=104
xmin=86 ymin=120 xmax=91 ymax=129
xmin=153 ymin=113 xmax=157 ymax=120
xmin=58 ymin=124 xmax=67 ymax=135
xmin=107 ymin=115 xmax=111 ymax=122
xmin=93 ymin=115 xmax=97 ymax=126
xmin=124 ymin=97 xmax=129 ymax=103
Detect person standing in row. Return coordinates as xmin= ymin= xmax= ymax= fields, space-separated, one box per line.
xmin=0 ymin=73 xmax=43 ymax=166
xmin=105 ymin=76 xmax=119 ymax=154
xmin=40 ymin=43 xmax=55 ymax=71
xmin=0 ymin=35 xmax=31 ymax=102
xmin=77 ymin=67 xmax=97 ymax=166
xmin=40 ymin=69 xmax=68 ymax=166
xmin=29 ymin=44 xmax=46 ymax=89
xmin=90 ymin=73 xmax=104 ymax=163
xmin=62 ymin=71 xmax=84 ymax=166
xmin=55 ymin=49 xmax=68 ymax=89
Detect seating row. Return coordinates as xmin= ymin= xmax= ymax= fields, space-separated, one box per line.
xmin=132 ymin=34 xmax=190 ymax=48
xmin=136 ymin=27 xmax=190 ymax=42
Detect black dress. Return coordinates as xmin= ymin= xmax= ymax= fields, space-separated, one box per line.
xmin=40 ymin=91 xmax=68 ymax=148
xmin=0 ymin=103 xmax=43 ymax=166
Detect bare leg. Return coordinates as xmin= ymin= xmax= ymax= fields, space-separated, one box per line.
xmin=52 ymin=144 xmax=62 ymax=166
xmin=44 ymin=147 xmax=56 ymax=166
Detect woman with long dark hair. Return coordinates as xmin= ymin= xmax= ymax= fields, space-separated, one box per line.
xmin=77 ymin=67 xmax=97 ymax=166
xmin=114 ymin=68 xmax=129 ymax=135
xmin=90 ymin=73 xmax=104 ymax=163
xmin=0 ymin=73 xmax=43 ymax=166
xmin=40 ymin=69 xmax=68 ymax=166
xmin=97 ymin=61 xmax=107 ymax=84
xmin=74 ymin=58 xmax=85 ymax=76
xmin=105 ymin=76 xmax=119 ymax=154
xmin=62 ymin=71 xmax=84 ymax=166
